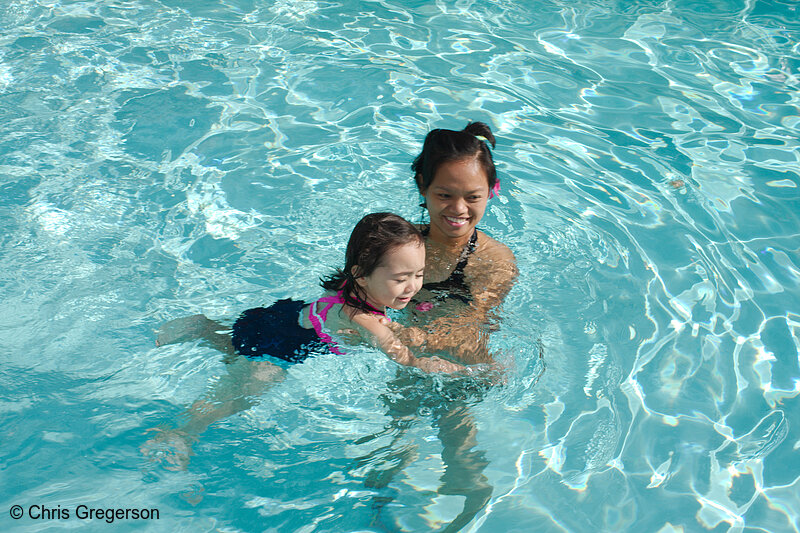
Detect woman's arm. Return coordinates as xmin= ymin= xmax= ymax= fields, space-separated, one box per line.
xmin=465 ymin=237 xmax=518 ymax=316
xmin=420 ymin=239 xmax=517 ymax=363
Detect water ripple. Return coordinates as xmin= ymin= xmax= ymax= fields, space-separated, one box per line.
xmin=1 ymin=0 xmax=799 ymax=531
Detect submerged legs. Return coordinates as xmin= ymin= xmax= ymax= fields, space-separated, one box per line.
xmin=435 ymin=405 xmax=493 ymax=532
xmin=144 ymin=315 xmax=285 ymax=470
xmin=355 ymin=375 xmax=493 ymax=532
xmin=155 ymin=314 xmax=236 ymax=360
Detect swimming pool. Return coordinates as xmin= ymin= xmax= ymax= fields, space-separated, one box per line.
xmin=1 ymin=0 xmax=799 ymax=531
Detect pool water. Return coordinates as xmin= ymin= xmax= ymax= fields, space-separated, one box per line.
xmin=2 ymin=0 xmax=799 ymax=531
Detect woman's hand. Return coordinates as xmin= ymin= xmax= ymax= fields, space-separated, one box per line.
xmin=414 ymin=355 xmax=464 ymax=374
xmin=387 ymin=318 xmax=491 ymax=364
xmin=421 ymin=316 xmax=489 ymax=357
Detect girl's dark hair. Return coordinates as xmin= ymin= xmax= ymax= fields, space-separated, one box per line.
xmin=321 ymin=212 xmax=424 ymax=314
xmin=411 ymin=121 xmax=497 ymax=197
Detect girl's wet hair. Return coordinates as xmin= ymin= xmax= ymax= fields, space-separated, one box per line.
xmin=411 ymin=121 xmax=497 ymax=196
xmin=321 ymin=212 xmax=424 ymax=314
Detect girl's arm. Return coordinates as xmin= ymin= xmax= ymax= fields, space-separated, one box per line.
xmin=350 ymin=313 xmax=464 ymax=373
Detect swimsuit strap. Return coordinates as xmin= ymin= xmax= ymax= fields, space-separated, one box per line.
xmin=312 ymin=290 xmax=390 ymax=321
xmin=422 ymin=225 xmax=478 ymax=276
xmin=306 ymin=290 xmax=391 ymax=356
xmin=314 ymin=291 xmax=346 ymax=322
xmin=331 ymin=289 xmax=390 ymax=321
xmin=307 ymin=294 xmax=345 ymax=355
xmin=452 ymin=229 xmax=478 ymax=275
xmin=361 ymin=301 xmax=390 ymax=321
xmin=308 ymin=290 xmax=346 ymax=330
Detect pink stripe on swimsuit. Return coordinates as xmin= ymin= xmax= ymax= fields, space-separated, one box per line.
xmin=306 ymin=290 xmax=390 ymax=355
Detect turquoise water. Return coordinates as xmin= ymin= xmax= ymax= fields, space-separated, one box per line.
xmin=2 ymin=0 xmax=799 ymax=531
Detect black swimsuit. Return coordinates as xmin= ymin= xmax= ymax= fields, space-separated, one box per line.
xmin=232 ymin=299 xmax=329 ymax=363
xmin=416 ymin=227 xmax=478 ymax=305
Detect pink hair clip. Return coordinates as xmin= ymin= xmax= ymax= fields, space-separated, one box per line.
xmin=488 ymin=180 xmax=501 ymax=199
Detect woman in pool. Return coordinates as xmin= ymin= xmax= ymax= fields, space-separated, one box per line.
xmin=397 ymin=121 xmax=517 ymax=363
xmin=354 ymin=122 xmax=517 ymax=531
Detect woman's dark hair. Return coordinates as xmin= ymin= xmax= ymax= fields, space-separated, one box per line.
xmin=321 ymin=212 xmax=424 ymax=314
xmin=411 ymin=121 xmax=497 ymax=197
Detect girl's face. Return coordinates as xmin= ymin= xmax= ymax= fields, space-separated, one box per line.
xmin=422 ymin=157 xmax=489 ymax=243
xmin=356 ymin=242 xmax=425 ymax=310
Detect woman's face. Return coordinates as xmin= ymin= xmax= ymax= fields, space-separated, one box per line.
xmin=422 ymin=157 xmax=489 ymax=243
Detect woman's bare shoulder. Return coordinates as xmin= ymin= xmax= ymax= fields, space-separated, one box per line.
xmin=469 ymin=232 xmax=518 ymax=304
xmin=476 ymin=231 xmax=516 ymax=264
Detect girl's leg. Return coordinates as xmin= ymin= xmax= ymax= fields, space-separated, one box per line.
xmin=141 ymin=356 xmax=286 ymax=470
xmin=155 ymin=314 xmax=236 ymax=360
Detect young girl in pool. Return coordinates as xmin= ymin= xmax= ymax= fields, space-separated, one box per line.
xmin=144 ymin=212 xmax=461 ymax=470
xmin=230 ymin=212 xmax=460 ymax=373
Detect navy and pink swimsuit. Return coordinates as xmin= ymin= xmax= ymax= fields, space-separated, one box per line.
xmin=231 ymin=291 xmax=388 ymax=363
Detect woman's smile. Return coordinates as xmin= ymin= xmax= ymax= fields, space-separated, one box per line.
xmin=444 ymin=215 xmax=470 ymax=227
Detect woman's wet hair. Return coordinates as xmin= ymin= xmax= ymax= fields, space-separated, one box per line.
xmin=321 ymin=212 xmax=424 ymax=314
xmin=411 ymin=121 xmax=497 ymax=196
